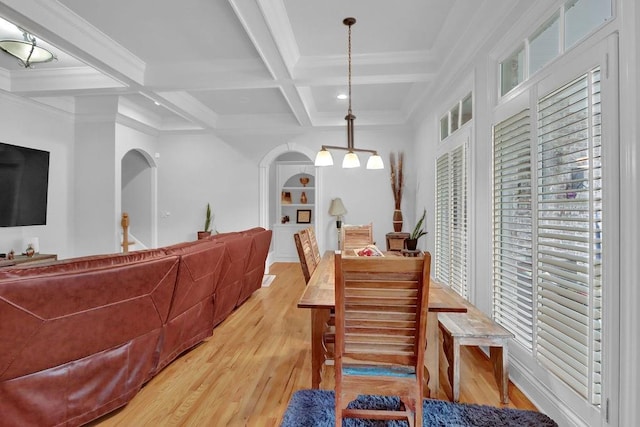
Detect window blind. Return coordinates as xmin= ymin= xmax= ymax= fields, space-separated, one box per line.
xmin=436 ymin=144 xmax=468 ymax=299
xmin=435 ymin=153 xmax=451 ymax=285
xmin=536 ymin=68 xmax=602 ymax=405
xmin=492 ymin=109 xmax=534 ymax=350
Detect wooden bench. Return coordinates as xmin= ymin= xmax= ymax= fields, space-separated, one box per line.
xmin=438 ymin=305 xmax=514 ymax=404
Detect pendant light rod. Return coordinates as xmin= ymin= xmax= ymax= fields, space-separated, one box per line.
xmin=344 ymin=17 xmax=355 ymax=152
xmin=318 ymin=144 xmax=378 ymax=155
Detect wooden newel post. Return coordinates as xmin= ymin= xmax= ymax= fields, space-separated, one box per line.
xmin=121 ymin=212 xmax=130 ymax=253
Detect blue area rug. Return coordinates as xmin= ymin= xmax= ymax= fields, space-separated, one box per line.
xmin=281 ymin=389 xmax=557 ymax=427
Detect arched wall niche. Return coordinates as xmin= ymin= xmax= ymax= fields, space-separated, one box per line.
xmin=259 ymin=143 xmax=324 ymax=265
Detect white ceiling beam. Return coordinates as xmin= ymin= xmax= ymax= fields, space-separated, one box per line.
xmin=229 ymin=0 xmax=312 ymax=127
xmin=155 ymin=91 xmax=219 ymax=130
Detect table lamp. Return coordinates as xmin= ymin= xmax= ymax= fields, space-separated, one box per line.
xmin=329 ymin=198 xmax=347 ymax=247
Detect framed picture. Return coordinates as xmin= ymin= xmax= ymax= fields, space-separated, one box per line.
xmin=296 ymin=209 xmax=312 ymax=224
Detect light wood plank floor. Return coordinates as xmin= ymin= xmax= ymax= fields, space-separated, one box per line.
xmin=91 ymin=262 xmax=537 ymax=426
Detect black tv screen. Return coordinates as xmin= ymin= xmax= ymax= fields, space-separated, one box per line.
xmin=0 ymin=142 xmax=50 ymax=227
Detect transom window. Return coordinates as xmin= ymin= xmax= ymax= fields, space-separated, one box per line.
xmin=440 ymin=93 xmax=472 ymax=141
xmin=499 ymin=0 xmax=611 ymax=97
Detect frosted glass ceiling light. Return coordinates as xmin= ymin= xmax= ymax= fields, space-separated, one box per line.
xmin=314 ymin=147 xmax=334 ymax=166
xmin=366 ymin=154 xmax=384 ymax=170
xmin=342 ymin=151 xmax=360 ymax=168
xmin=313 ymin=17 xmax=384 ymax=170
xmin=0 ymin=24 xmax=56 ymax=68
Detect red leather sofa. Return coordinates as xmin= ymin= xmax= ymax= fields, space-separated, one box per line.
xmin=0 ymin=227 xmax=272 ymax=427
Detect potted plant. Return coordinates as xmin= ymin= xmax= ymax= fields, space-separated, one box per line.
xmin=198 ymin=203 xmax=213 ymax=239
xmin=405 ymin=208 xmax=426 ymax=251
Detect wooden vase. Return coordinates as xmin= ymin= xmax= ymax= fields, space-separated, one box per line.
xmin=393 ymin=209 xmax=403 ymax=232
xmin=300 ymin=191 xmax=307 ymax=204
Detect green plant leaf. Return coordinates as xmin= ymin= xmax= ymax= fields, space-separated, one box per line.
xmin=204 ymin=203 xmax=212 ymax=232
xmin=410 ymin=208 xmax=426 ymax=240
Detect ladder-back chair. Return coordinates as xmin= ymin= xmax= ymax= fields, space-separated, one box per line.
xmin=334 ymin=251 xmax=432 ymax=427
xmin=295 ymin=227 xmax=336 ymax=363
xmin=294 ymin=227 xmax=319 ymax=284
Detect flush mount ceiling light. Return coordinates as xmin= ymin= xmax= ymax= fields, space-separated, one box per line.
xmin=314 ymin=17 xmax=384 ymax=170
xmin=0 ymin=27 xmax=56 ymax=68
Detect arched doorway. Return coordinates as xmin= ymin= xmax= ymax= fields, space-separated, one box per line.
xmin=121 ymin=149 xmax=156 ymax=250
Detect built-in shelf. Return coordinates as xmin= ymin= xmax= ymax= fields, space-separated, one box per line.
xmin=273 ymin=161 xmax=315 ymax=262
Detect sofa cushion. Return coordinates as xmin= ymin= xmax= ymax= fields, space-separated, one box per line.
xmin=0 ymin=253 xmax=179 ymax=381
xmin=157 ymin=239 xmax=226 ymax=371
xmin=0 ymin=252 xmax=180 ymax=427
xmin=211 ymin=233 xmax=252 ymax=327
xmin=237 ymin=228 xmax=272 ymax=306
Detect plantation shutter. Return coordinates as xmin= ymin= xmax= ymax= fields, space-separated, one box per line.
xmin=536 ymin=68 xmax=602 ymax=404
xmin=435 ymin=144 xmax=468 ymax=299
xmin=449 ymin=145 xmax=468 ymax=298
xmin=492 ymin=110 xmax=534 ymax=350
xmin=435 ymin=153 xmax=450 ymax=285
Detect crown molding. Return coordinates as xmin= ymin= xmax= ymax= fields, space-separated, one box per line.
xmin=9 ymin=66 xmax=125 ymax=93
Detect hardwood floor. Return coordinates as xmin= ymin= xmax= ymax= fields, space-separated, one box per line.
xmin=91 ymin=262 xmax=537 ymax=426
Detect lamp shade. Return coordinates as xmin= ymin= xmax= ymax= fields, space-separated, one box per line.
xmin=342 ymin=152 xmax=360 ymax=168
xmin=314 ymin=148 xmax=334 ymax=166
xmin=329 ymin=198 xmax=347 ymax=216
xmin=366 ymin=154 xmax=384 ymax=170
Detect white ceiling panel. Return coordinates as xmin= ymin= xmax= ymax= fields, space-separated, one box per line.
xmin=189 ymin=87 xmax=291 ymax=115
xmin=283 ymin=0 xmax=453 ymax=55
xmin=0 ymin=0 xmax=532 ymax=134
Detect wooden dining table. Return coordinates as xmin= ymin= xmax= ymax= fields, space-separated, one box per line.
xmin=297 ymin=250 xmax=468 ymax=397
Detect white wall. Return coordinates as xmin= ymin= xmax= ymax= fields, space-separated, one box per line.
xmin=73 ymin=96 xmax=119 ymax=256
xmin=0 ymin=93 xmax=74 ymax=258
xmin=155 ymin=133 xmax=260 ymax=246
xmin=155 ymin=127 xmax=414 ymax=251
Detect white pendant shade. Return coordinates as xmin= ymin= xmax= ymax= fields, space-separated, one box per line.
xmin=314 ymin=148 xmax=334 ymax=166
xmin=366 ymin=154 xmax=384 ymax=170
xmin=342 ymin=152 xmax=360 ymax=168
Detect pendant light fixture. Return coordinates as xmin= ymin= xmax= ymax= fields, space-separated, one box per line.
xmin=314 ymin=17 xmax=384 ymax=170
xmin=0 ymin=24 xmax=56 ymax=68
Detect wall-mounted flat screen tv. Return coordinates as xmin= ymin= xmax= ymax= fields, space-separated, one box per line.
xmin=0 ymin=142 xmax=50 ymax=227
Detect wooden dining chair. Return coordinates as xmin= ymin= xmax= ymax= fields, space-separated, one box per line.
xmin=293 ymin=228 xmax=318 ymax=284
xmin=340 ymin=223 xmax=374 ymax=250
xmin=334 ymin=251 xmax=431 ymax=427
xmin=294 ymin=227 xmax=336 ymax=364
xmin=306 ymin=226 xmax=321 ymax=265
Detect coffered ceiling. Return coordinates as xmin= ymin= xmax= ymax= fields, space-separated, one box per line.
xmin=0 ymin=0 xmax=530 ymax=136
